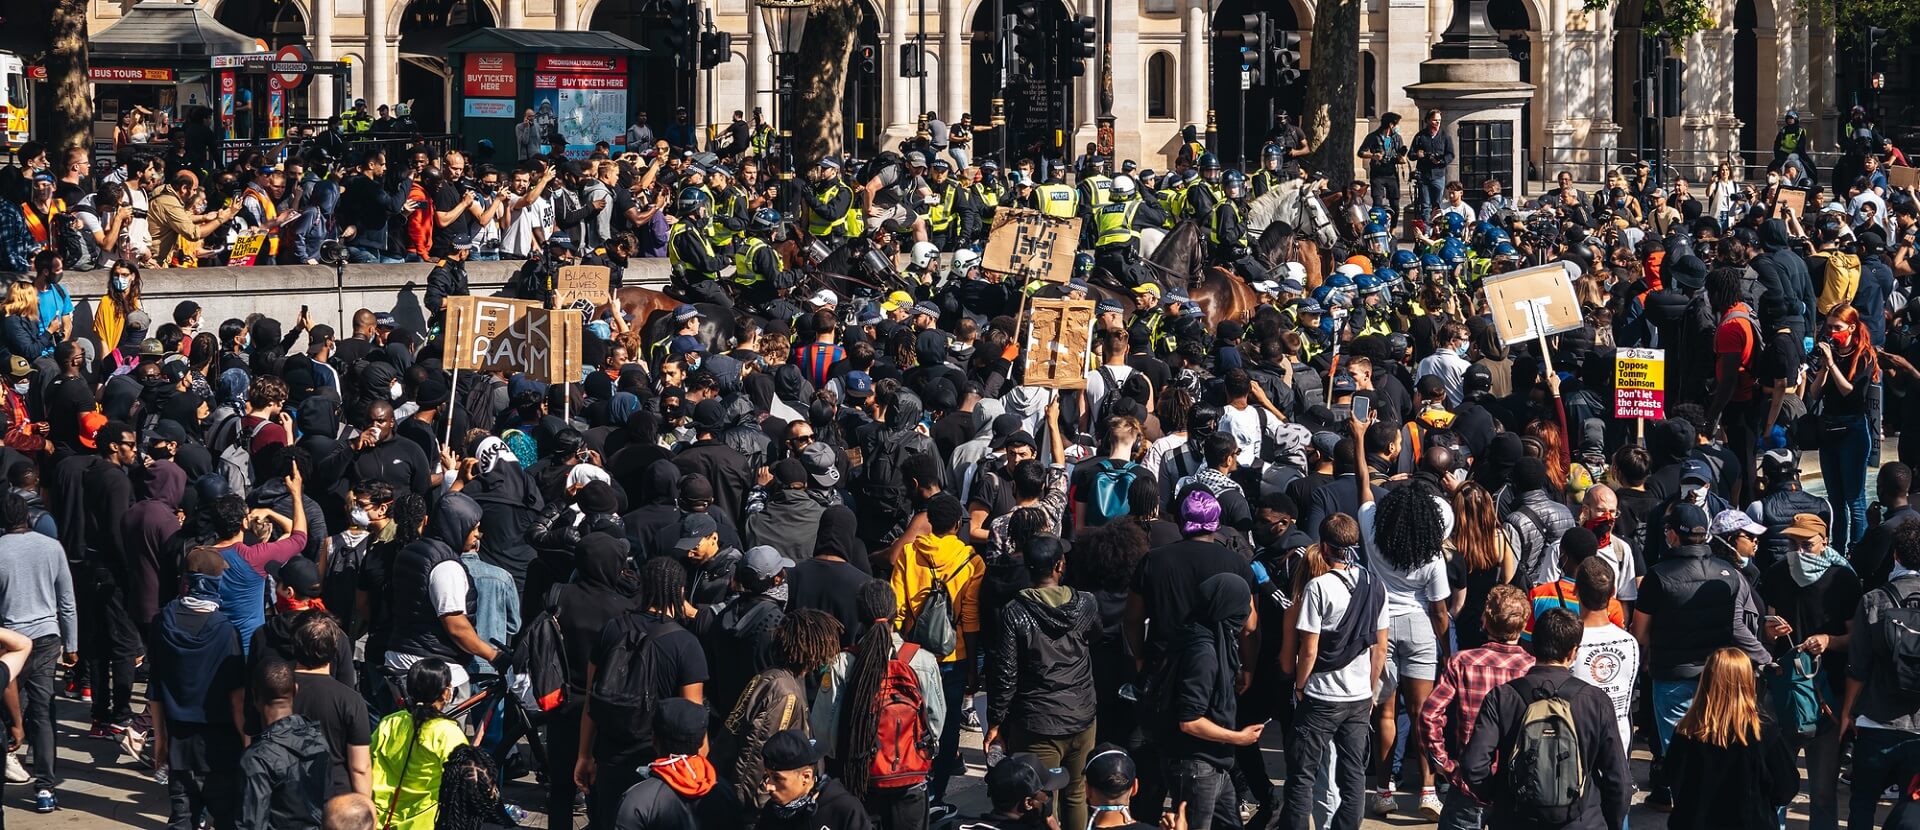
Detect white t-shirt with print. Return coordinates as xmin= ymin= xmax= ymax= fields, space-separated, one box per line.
xmin=1574 ymin=623 xmax=1640 ymax=748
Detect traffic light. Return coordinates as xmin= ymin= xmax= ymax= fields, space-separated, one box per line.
xmin=1010 ymin=3 xmax=1047 ymax=80
xmin=859 ymin=45 xmax=877 ymax=74
xmin=1630 ymin=78 xmax=1646 ymax=118
xmin=661 ymin=0 xmax=693 ymax=67
xmin=1273 ymin=29 xmax=1303 ymax=85
xmin=1238 ymin=13 xmax=1268 ymax=87
xmin=900 ymin=42 xmax=926 ymax=78
xmin=1056 ymin=15 xmax=1096 ymax=78
xmin=699 ymin=31 xmax=731 ymax=69
xmin=1660 ymin=57 xmax=1683 ymax=118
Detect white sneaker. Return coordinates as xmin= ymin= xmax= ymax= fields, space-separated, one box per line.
xmin=1418 ymin=792 xmax=1444 ymax=821
xmin=3 ymin=752 xmax=26 ymax=784
xmin=1368 ymin=790 xmax=1397 ymax=816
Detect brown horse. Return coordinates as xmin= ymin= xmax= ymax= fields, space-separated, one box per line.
xmin=1255 ymin=226 xmax=1327 ymax=289
xmin=1145 ymin=221 xmax=1261 ymax=325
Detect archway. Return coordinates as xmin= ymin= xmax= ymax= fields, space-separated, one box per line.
xmin=214 ymin=0 xmax=308 ymax=51
xmin=1489 ymin=0 xmax=1533 ymax=175
xmin=589 ymin=0 xmax=696 ymax=134
xmin=1208 ymin=0 xmax=1305 ymax=167
xmin=1734 ymin=0 xmax=1758 ymax=163
xmin=969 ymin=0 xmax=1073 ymax=165
xmin=843 ymin=2 xmax=883 ymax=157
xmin=397 ymin=0 xmax=495 ymax=133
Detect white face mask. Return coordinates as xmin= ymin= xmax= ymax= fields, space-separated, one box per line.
xmin=110 ymin=276 xmax=130 ymax=292
xmin=1684 ymin=483 xmax=1709 ymax=503
xmin=350 ymin=507 xmax=372 ymax=528
xmin=389 ymin=381 xmax=405 ymax=401
xmin=10 ymin=381 xmax=26 ymax=396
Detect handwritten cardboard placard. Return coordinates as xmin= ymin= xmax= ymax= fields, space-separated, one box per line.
xmin=444 ymin=295 xmax=582 ymax=383
xmin=1482 ymin=262 xmax=1585 ymax=347
xmin=984 ymin=208 xmax=1082 ymax=283
xmin=1023 ymin=298 xmax=1097 ymax=388
xmin=554 ymin=265 xmax=611 ymax=310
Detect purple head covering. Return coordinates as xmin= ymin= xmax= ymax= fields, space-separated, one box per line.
xmin=1181 ymin=490 xmax=1222 ymax=535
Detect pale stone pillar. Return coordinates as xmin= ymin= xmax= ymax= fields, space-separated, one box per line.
xmin=365 ymin=0 xmax=391 ymax=109
xmin=749 ymin=7 xmax=773 ymax=118
xmin=888 ymin=0 xmax=914 ymax=141
xmin=310 ymin=0 xmax=336 ymax=116
xmin=943 ymin=0 xmax=965 ymax=120
xmin=1183 ymin=0 xmax=1207 ymax=129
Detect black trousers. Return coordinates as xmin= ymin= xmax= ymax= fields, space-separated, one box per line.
xmin=545 ymin=700 xmax=583 ymax=830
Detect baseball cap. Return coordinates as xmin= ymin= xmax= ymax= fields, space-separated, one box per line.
xmin=905 ymin=152 xmax=927 ymax=167
xmin=1310 ymin=430 xmax=1341 ymax=460
xmin=1296 ymin=299 xmax=1325 ymax=315
xmin=1096 ymin=298 xmax=1125 ymax=315
xmin=1680 ymin=459 xmax=1716 ymax=484
xmin=1330 ymin=374 xmax=1358 ymax=394
xmin=652 ymin=698 xmax=708 ymax=747
xmin=78 ymin=412 xmax=109 ymax=450
xmin=800 ymin=441 xmax=841 ymax=489
xmin=1084 ymin=745 xmax=1138 ymax=798
xmin=5 ymin=355 xmax=30 ymax=379
xmin=987 ymin=752 xmax=1069 ymax=807
xmin=673 ymin=512 xmax=720 ymax=552
xmin=546 ymin=234 xmax=576 ymax=250
xmin=992 ymin=429 xmax=1036 ymax=451
xmin=148 ymin=419 xmax=191 ymax=445
xmin=278 ymin=556 xmax=323 ymax=599
xmin=910 ymin=302 xmax=941 ymax=319
xmin=743 ymin=545 xmax=796 ymax=580
xmin=1067 ymin=278 xmax=1091 ymax=294
xmin=690 ymin=399 xmax=729 ymax=432
xmin=844 ymin=371 xmax=874 ymax=399
xmin=671 ymin=334 xmax=705 ymax=355
xmin=761 ymin=730 xmax=825 ymax=772
xmin=1710 ymin=508 xmax=1767 ymax=538
xmin=1780 ymin=512 xmax=1829 ymax=541
xmin=1666 ymin=502 xmax=1711 ymax=536
xmin=448 ymin=232 xmax=477 ymax=252
xmin=931 ymin=159 xmax=952 ymax=171
xmin=818 ymin=157 xmax=842 ymax=170
xmin=673 ymin=304 xmax=703 ymax=322
xmin=809 ymin=289 xmax=839 ymax=309
xmin=1132 ymin=282 xmax=1161 ymax=297
xmin=138 ymin=338 xmax=166 ymax=357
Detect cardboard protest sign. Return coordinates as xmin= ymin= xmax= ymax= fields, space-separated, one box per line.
xmin=984 ymin=208 xmax=1082 ymax=283
xmin=554 ymin=265 xmax=611 ymax=310
xmin=1482 ymin=262 xmax=1584 ymax=346
xmin=444 ymin=295 xmax=582 ymax=383
xmin=1023 ymin=298 xmax=1097 ymax=389
xmin=1890 ymin=165 xmax=1920 ymax=191
xmin=1772 ymin=187 xmax=1808 ymax=219
xmin=1614 ymin=347 xmax=1666 ymax=419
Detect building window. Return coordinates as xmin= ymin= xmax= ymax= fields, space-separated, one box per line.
xmin=1148 ymin=52 xmax=1172 ymax=118
xmin=1361 ymin=51 xmax=1377 ymax=118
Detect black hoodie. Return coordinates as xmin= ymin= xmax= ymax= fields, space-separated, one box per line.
xmin=984 ymin=585 xmax=1097 ymax=736
xmin=623 ymin=460 xmax=685 ymax=559
xmin=1750 ymin=218 xmax=1815 ymax=337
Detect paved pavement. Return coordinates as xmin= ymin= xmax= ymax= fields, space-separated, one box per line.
xmin=12 ymin=690 xmax=1890 ymax=830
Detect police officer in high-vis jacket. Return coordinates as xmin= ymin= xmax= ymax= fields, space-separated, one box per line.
xmin=669 ymin=189 xmax=733 ymax=307
xmin=1092 ymin=176 xmax=1164 ymax=288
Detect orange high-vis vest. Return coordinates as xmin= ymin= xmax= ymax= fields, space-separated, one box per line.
xmin=19 ymin=199 xmax=65 ymax=244
xmin=246 ymin=186 xmax=279 ymax=256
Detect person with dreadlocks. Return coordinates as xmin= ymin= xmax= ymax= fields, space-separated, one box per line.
xmin=432 ymin=745 xmax=516 ymax=830
xmin=722 ymin=608 xmax=844 ymax=819
xmin=370 ymin=658 xmax=466 ymax=830
xmin=811 ymin=580 xmax=945 ymax=830
xmin=1355 ymin=426 xmax=1453 ymax=820
xmin=576 ymin=557 xmax=709 ymax=830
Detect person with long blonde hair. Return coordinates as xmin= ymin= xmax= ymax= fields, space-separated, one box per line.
xmin=0 ymin=281 xmax=53 ymax=362
xmin=1445 ymin=483 xmax=1516 ymax=650
xmin=1665 ymin=647 xmax=1799 ymax=829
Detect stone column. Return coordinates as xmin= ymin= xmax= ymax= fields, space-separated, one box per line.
xmin=943 ymin=0 xmax=965 ymax=119
xmin=887 ymin=0 xmax=914 ymax=141
xmin=557 ymin=0 xmax=577 ymax=30
xmin=502 ymin=0 xmax=524 ymax=28
xmin=1183 ymin=0 xmax=1206 ymax=129
xmin=749 ymin=6 xmax=773 ymax=117
xmin=365 ymin=0 xmax=391 ymax=109
xmin=1107 ymin=4 xmax=1142 ymax=162
xmin=311 ymin=0 xmax=336 ymax=116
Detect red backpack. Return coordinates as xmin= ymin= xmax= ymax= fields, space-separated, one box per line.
xmin=867 ymin=642 xmax=935 ymax=788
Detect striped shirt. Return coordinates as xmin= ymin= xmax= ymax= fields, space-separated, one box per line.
xmin=794 ymin=341 xmax=844 ymax=388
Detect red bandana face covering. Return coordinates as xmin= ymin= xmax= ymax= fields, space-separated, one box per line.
xmin=276 ymin=596 xmax=327 ymax=614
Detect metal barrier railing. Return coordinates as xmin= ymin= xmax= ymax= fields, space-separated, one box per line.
xmin=1539 ymin=144 xmax=1847 ymax=188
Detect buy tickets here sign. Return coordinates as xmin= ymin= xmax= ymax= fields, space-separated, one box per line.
xmin=1615 ymin=347 xmax=1666 ymax=420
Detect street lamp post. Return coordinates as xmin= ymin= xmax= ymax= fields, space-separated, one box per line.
xmin=757 ymin=0 xmax=814 ymax=213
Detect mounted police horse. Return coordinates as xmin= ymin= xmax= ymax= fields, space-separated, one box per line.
xmin=1247 ymin=180 xmax=1336 ymax=284
xmin=1144 ymin=221 xmax=1259 ymax=325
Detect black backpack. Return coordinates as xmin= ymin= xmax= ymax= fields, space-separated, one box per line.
xmin=57 ymin=208 xmax=103 ymax=272
xmin=588 ymin=614 xmax=683 ymax=745
xmin=860 ymin=151 xmax=906 ymax=186
xmin=1312 ymin=566 xmax=1386 ymax=674
xmin=859 ymin=430 xmax=914 ymax=531
xmin=1873 ymin=576 xmax=1920 ymax=699
xmin=517 ymin=592 xmax=571 ymax=714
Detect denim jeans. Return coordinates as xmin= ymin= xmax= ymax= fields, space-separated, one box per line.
xmin=1652 ymin=678 xmax=1698 ymax=751
xmin=1851 ymin=727 xmax=1920 ymax=830
xmin=1821 ymin=414 xmax=1871 ymax=556
xmin=949 ymin=146 xmax=971 ymax=171
xmin=1165 ymin=757 xmax=1240 ymax=830
xmin=1436 ymin=788 xmax=1484 ymax=830
xmin=1797 ymin=705 xmax=1843 ymax=830
xmin=1283 ymin=696 xmax=1372 ymax=830
xmin=346 ymin=244 xmax=404 ymax=264
xmin=1414 ymin=170 xmax=1447 ymax=217
xmin=20 ymin=635 xmax=61 ymax=789
xmin=927 ymin=661 xmax=966 ymax=802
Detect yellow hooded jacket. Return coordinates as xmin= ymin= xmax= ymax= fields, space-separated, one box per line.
xmin=891 ymin=531 xmax=983 ymax=664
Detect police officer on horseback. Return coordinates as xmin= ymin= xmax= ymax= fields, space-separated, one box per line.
xmin=734 ymin=208 xmax=804 ymax=318
xmin=669 ymin=189 xmax=733 ymax=307
xmin=1035 ymin=165 xmax=1079 ymax=219
xmin=1208 ymin=170 xmax=1267 ymax=281
xmin=802 ymin=158 xmax=855 ymax=243
xmin=1092 ymin=175 xmax=1165 ymax=289
xmin=707 ymin=165 xmax=748 ymax=257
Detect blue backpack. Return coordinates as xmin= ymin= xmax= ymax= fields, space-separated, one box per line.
xmin=1089 ymin=459 xmax=1141 ymax=525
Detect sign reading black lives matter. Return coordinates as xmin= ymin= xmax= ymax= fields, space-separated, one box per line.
xmin=444 ymin=295 xmax=582 ymax=384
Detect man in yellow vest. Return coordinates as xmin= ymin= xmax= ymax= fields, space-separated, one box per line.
xmin=924 ymin=159 xmax=960 ymax=251
xmin=734 ymin=208 xmax=802 ymax=317
xmin=16 ymin=174 xmax=64 ymax=261
xmin=1091 ymin=175 xmax=1164 ymax=288
xmin=668 ymin=189 xmax=733 ymax=307
xmin=706 ymin=165 xmax=747 ymax=257
xmin=1185 ymin=153 xmax=1226 ymax=224
xmin=1035 ymin=165 xmax=1078 ymax=219
xmin=802 ymin=158 xmax=853 ymax=242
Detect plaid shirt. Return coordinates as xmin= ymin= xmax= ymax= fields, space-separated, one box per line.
xmin=1420 ymin=640 xmax=1535 ymax=783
